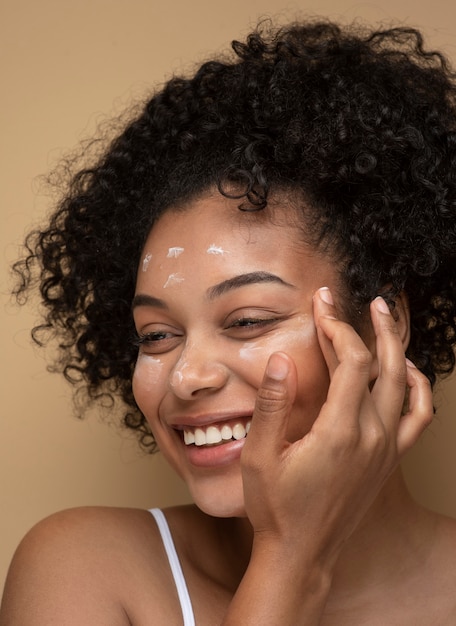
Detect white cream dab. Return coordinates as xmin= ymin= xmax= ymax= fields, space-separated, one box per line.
xmin=163 ymin=273 xmax=185 ymax=288
xmin=207 ymin=244 xmax=227 ymax=255
xmin=167 ymin=247 xmax=184 ymax=258
xmin=171 ymin=370 xmax=184 ymax=387
xmin=238 ymin=315 xmax=315 ymax=361
xmin=142 ymin=253 xmax=152 ymax=272
xmin=134 ymin=354 xmax=164 ymax=392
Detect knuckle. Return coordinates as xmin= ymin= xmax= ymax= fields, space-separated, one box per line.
xmin=366 ymin=423 xmax=388 ymax=451
xmin=348 ymin=347 xmax=372 ymax=370
xmin=326 ymin=423 xmax=361 ymax=454
xmin=255 ymin=386 xmax=289 ymax=416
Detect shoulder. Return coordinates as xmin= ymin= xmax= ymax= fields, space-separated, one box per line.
xmin=0 ymin=506 xmax=181 ymax=625
xmin=6 ymin=506 xmax=160 ymax=573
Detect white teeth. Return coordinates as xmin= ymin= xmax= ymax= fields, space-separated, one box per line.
xmin=221 ymin=424 xmax=233 ymax=440
xmin=232 ymin=423 xmax=246 ymax=440
xmin=183 ymin=420 xmax=251 ymax=446
xmin=194 ymin=428 xmax=206 ymax=446
xmin=206 ymin=426 xmax=222 ymax=445
xmin=183 ymin=430 xmax=195 ymax=445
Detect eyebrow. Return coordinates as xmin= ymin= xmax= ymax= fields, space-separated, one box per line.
xmin=131 ymin=294 xmax=168 ymax=310
xmin=207 ymin=271 xmax=296 ymax=300
xmin=132 ymin=271 xmax=295 ymax=310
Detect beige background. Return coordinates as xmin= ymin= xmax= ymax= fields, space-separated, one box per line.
xmin=1 ymin=0 xmax=456 ymax=592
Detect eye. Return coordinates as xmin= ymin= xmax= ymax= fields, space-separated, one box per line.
xmin=225 ymin=316 xmax=281 ymax=337
xmin=133 ymin=329 xmax=181 ymax=354
xmin=229 ymin=317 xmax=277 ymax=328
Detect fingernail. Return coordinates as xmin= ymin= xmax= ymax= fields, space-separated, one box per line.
xmin=266 ymin=353 xmax=289 ymax=381
xmin=319 ymin=287 xmax=334 ymax=305
xmin=374 ymin=296 xmax=390 ymax=314
xmin=405 ymin=358 xmax=417 ymax=369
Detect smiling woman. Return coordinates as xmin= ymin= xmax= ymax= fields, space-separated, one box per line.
xmin=132 ymin=193 xmax=336 ymax=517
xmin=2 ymin=19 xmax=456 ymax=625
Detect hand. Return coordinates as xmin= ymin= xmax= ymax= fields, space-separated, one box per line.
xmin=240 ymin=287 xmax=433 ymax=568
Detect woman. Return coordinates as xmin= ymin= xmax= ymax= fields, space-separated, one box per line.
xmin=2 ymin=20 xmax=456 ymax=624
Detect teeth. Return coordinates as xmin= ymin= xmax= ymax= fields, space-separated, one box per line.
xmin=206 ymin=426 xmax=222 ymax=445
xmin=232 ymin=423 xmax=246 ymax=440
xmin=194 ymin=428 xmax=206 ymax=446
xmin=184 ymin=430 xmax=195 ymax=445
xmin=183 ymin=421 xmax=251 ymax=446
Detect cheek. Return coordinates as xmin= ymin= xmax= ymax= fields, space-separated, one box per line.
xmin=237 ymin=316 xmax=319 ymax=385
xmin=132 ymin=354 xmax=165 ymax=409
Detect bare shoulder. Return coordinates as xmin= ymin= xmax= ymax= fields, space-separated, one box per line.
xmin=0 ymin=506 xmax=183 ymax=625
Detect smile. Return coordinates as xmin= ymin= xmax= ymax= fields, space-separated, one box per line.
xmin=183 ymin=420 xmax=251 ymax=447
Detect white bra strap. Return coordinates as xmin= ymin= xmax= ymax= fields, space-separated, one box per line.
xmin=149 ymin=508 xmax=195 ymax=626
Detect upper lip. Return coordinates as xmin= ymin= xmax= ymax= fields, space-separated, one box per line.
xmin=168 ymin=411 xmax=254 ymax=430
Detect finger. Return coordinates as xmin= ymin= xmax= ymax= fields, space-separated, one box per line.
xmin=314 ymin=291 xmax=373 ymax=429
xmin=245 ymin=352 xmax=297 ymax=459
xmin=313 ymin=287 xmax=340 ymax=377
xmin=396 ymin=359 xmax=433 ymax=455
xmin=370 ymin=297 xmax=408 ymax=428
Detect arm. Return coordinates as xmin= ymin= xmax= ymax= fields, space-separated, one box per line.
xmin=222 ymin=289 xmax=433 ymax=625
xmin=0 ymin=509 xmax=132 ymax=626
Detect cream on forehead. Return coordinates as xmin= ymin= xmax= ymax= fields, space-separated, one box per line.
xmin=167 ymin=246 xmax=184 ymax=258
xmin=163 ymin=273 xmax=185 ymax=288
xmin=207 ymin=244 xmax=228 ymax=255
xmin=142 ymin=253 xmax=152 ymax=272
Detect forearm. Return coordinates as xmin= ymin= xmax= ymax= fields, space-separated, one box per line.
xmin=222 ymin=539 xmax=332 ymax=625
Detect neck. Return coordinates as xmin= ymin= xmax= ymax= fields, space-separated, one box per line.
xmin=222 ymin=467 xmax=435 ymax=597
xmin=328 ymin=468 xmax=435 ymax=599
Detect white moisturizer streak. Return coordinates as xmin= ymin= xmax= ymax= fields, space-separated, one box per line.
xmin=163 ymin=273 xmax=185 ymax=288
xmin=207 ymin=244 xmax=227 ymax=255
xmin=142 ymin=253 xmax=152 ymax=272
xmin=238 ymin=315 xmax=314 ymax=362
xmin=134 ymin=354 xmax=164 ymax=392
xmin=167 ymin=246 xmax=184 ymax=258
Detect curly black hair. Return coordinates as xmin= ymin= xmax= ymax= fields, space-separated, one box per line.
xmin=13 ymin=20 xmax=456 ymax=450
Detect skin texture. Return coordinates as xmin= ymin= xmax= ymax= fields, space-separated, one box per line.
xmin=132 ymin=193 xmax=342 ymax=518
xmin=2 ymin=192 xmax=456 ymax=625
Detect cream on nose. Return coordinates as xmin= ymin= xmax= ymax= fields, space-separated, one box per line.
xmin=170 ymin=369 xmax=185 ymax=388
xmin=168 ymin=347 xmax=228 ymax=398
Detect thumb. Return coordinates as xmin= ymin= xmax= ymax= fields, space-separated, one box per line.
xmin=247 ymin=352 xmax=297 ymax=456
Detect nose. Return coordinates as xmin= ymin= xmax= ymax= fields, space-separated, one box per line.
xmin=169 ymin=340 xmax=229 ymax=399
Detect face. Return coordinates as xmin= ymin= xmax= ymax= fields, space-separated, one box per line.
xmin=132 ymin=191 xmax=346 ymax=517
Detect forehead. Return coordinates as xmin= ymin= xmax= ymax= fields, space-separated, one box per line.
xmin=142 ymin=192 xmax=303 ymax=256
xmin=134 ymin=191 xmax=339 ymax=301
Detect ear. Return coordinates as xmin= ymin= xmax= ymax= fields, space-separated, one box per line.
xmin=364 ymin=290 xmax=410 ymax=382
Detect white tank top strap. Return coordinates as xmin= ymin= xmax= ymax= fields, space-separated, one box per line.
xmin=149 ymin=508 xmax=195 ymax=626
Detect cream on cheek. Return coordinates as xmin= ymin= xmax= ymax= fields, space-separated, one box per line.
xmin=238 ymin=315 xmax=316 ymax=365
xmin=133 ymin=353 xmax=165 ymax=394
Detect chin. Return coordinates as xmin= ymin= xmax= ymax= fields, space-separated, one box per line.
xmin=187 ymin=475 xmax=247 ymax=518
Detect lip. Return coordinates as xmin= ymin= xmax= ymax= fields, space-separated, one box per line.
xmin=169 ymin=411 xmax=254 ymax=430
xmin=183 ymin=437 xmax=247 ymax=468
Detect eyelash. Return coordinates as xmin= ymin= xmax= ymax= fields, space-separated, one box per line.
xmin=227 ymin=317 xmax=279 ymax=329
xmin=133 ymin=331 xmax=176 ymax=347
xmin=133 ymin=317 xmax=280 ymax=351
